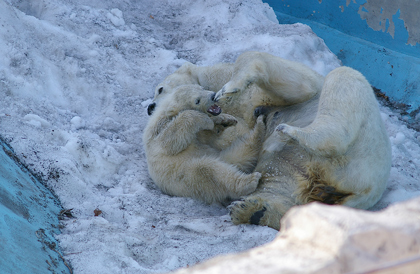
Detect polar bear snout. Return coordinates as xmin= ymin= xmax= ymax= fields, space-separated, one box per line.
xmin=147 ymin=102 xmax=156 ymax=116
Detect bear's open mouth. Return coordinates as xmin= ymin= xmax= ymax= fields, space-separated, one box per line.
xmin=207 ymin=104 xmax=221 ymax=116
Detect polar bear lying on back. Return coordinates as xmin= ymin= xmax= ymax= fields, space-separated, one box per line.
xmin=214 ymin=52 xmax=392 ymax=229
xmin=143 ymin=84 xmax=266 ymax=204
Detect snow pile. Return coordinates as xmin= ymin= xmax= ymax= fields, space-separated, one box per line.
xmin=0 ymin=0 xmax=419 ymax=273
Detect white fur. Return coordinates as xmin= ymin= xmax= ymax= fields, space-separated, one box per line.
xmin=215 ymin=51 xmax=324 ymax=106
xmin=214 ymin=51 xmax=324 ymax=129
xmin=215 ymin=55 xmax=391 ymax=230
xmin=276 ymin=66 xmax=391 ymax=208
xmin=147 ymin=52 xmax=391 ymax=230
xmin=154 ymin=62 xmax=234 ymax=100
xmin=153 ymin=61 xmax=251 ymax=151
xmin=143 ymin=84 xmax=266 ymax=204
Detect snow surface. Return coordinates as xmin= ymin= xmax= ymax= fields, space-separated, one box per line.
xmin=0 ymin=0 xmax=419 ymax=273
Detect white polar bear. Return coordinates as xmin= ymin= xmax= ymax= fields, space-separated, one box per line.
xmin=143 ymin=84 xmax=266 ymax=205
xmin=214 ymin=58 xmax=392 ymax=230
xmin=275 ymin=66 xmax=392 ymax=208
xmin=151 ymin=61 xmax=250 ymax=151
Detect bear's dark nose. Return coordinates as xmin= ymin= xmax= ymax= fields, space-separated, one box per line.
xmin=211 ymin=93 xmax=216 ymax=102
xmin=147 ymin=102 xmax=156 ymax=116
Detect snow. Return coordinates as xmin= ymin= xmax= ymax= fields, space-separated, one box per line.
xmin=0 ymin=0 xmax=419 ymax=273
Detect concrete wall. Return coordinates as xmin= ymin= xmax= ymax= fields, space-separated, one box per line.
xmin=263 ymin=0 xmax=420 ymax=120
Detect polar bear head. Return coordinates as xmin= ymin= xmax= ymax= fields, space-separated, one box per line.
xmin=153 ymin=62 xmax=198 ymax=100
xmin=147 ymin=84 xmax=221 ymax=117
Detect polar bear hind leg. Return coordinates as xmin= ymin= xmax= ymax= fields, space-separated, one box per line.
xmin=180 ymin=158 xmax=262 ymax=204
xmin=215 ymin=51 xmax=323 ymax=106
xmin=295 ymin=164 xmax=353 ymax=205
xmin=228 ymin=194 xmax=295 ymax=231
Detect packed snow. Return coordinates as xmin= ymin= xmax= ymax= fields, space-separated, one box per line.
xmin=0 ymin=0 xmax=419 ymax=273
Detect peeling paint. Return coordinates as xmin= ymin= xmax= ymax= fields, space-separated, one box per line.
xmin=353 ymin=0 xmax=420 ymax=45
xmin=346 ymin=0 xmax=355 ymax=7
xmin=263 ymin=0 xmax=420 ymax=53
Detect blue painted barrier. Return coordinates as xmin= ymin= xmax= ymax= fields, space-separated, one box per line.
xmin=263 ymin=0 xmax=420 ymax=120
xmin=0 ymin=139 xmax=70 ymax=274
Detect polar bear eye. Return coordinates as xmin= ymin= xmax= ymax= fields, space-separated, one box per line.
xmin=195 ymin=98 xmax=201 ymax=105
xmin=158 ymin=87 xmax=163 ymax=94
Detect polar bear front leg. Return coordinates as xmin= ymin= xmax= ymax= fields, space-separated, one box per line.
xmin=220 ymin=115 xmax=266 ymax=173
xmin=275 ymin=121 xmax=347 ymax=156
xmin=159 ymin=110 xmax=214 ymax=155
xmin=210 ymin=113 xmax=238 ymax=127
xmin=276 ymin=123 xmax=325 ymax=155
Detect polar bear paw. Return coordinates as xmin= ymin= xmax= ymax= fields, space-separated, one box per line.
xmin=255 ymin=114 xmax=265 ymax=125
xmin=253 ymin=115 xmax=267 ymax=138
xmin=211 ymin=113 xmax=238 ymax=127
xmin=228 ymin=197 xmax=267 ymax=226
xmin=236 ymin=172 xmax=261 ymax=196
xmin=254 ymin=106 xmax=272 ymax=118
xmin=215 ymin=78 xmax=255 ymax=101
xmin=276 ymin=123 xmax=295 ymax=142
xmin=228 ymin=78 xmax=254 ymax=94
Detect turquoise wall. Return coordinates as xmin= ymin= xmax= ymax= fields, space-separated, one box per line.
xmin=264 ymin=0 xmax=420 ymax=118
xmin=0 ymin=140 xmax=70 ymax=274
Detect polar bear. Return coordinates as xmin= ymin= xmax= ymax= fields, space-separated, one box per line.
xmin=215 ymin=61 xmax=391 ymax=230
xmin=143 ymin=84 xmax=266 ymax=204
xmin=151 ymin=61 xmax=250 ymax=151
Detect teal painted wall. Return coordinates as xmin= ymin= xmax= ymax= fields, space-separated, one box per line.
xmin=265 ymin=0 xmax=420 ymax=57
xmin=264 ymin=0 xmax=420 ymax=118
xmin=0 ymin=140 xmax=70 ymax=274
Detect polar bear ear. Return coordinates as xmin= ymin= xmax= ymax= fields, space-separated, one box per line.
xmin=178 ymin=62 xmax=194 ymax=75
xmin=153 ymin=85 xmax=165 ymax=100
